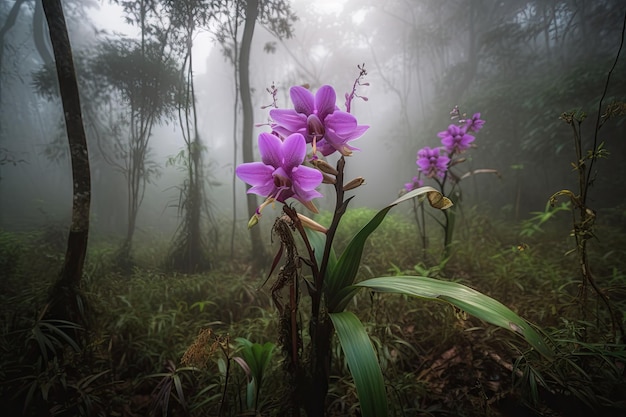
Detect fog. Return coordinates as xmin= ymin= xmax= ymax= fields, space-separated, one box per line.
xmin=1 ymin=0 xmax=625 ymax=244
xmin=3 ymin=2 xmax=626 ymax=415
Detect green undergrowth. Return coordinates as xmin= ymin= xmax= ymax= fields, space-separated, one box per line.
xmin=1 ymin=207 xmax=625 ymax=416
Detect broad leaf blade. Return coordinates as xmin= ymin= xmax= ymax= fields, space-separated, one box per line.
xmin=326 ymin=205 xmax=393 ymax=310
xmin=326 ymin=187 xmax=451 ymax=312
xmin=331 ymin=286 xmax=362 ymax=313
xmin=355 ymin=276 xmax=554 ymax=359
xmin=391 ymin=186 xmax=453 ymax=209
xmin=330 ymin=311 xmax=388 ymax=417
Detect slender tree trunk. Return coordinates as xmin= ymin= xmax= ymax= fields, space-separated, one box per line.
xmin=189 ymin=49 xmax=204 ymax=270
xmin=118 ymin=0 xmax=148 ymax=268
xmin=230 ymin=14 xmax=241 ymax=260
xmin=42 ymin=0 xmax=91 ymax=326
xmin=168 ymin=22 xmax=210 ymax=273
xmin=239 ymin=0 xmax=265 ymax=264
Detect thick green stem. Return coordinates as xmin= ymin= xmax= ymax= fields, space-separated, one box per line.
xmin=306 ymin=156 xmax=351 ymax=416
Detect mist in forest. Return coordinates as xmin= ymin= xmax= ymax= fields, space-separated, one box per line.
xmin=2 ymin=1 xmax=626 ymax=416
xmin=1 ymin=0 xmax=623 ymax=244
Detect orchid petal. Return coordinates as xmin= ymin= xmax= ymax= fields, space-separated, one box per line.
xmin=315 ymin=85 xmax=337 ymax=120
xmin=316 ymin=139 xmax=336 ymax=156
xmin=347 ymin=124 xmax=369 ymax=139
xmin=248 ymin=182 xmax=279 ymax=197
xmin=290 ymin=86 xmax=314 ymax=115
xmin=273 ymin=124 xmax=307 ymax=141
xmin=281 ymin=133 xmax=307 ymax=170
xmin=236 ymin=162 xmax=274 ymax=186
xmin=236 ymin=162 xmax=277 ymax=197
xmin=325 ymin=111 xmax=369 ymax=139
xmin=291 ymin=165 xmax=323 ymax=191
xmin=258 ymin=132 xmax=283 ymax=167
xmin=270 ymin=109 xmax=308 ymax=133
xmin=293 ymin=184 xmax=323 ymax=206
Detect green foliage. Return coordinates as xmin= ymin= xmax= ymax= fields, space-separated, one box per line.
xmin=519 ymin=201 xmax=571 ymax=237
xmin=2 ymin=208 xmax=625 ymax=416
xmin=314 ymin=206 xmax=418 ymax=274
xmin=312 ymin=186 xmax=557 ymax=416
xmin=320 ymin=187 xmax=451 ymax=312
xmin=234 ymin=338 xmax=276 ymax=411
xmin=147 ymin=360 xmax=195 ymax=417
xmin=355 ymin=276 xmax=553 ymax=360
xmin=513 ymin=321 xmax=626 ymax=412
xmin=329 ymin=311 xmax=388 ymax=417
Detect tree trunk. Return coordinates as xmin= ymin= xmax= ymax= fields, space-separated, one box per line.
xmin=42 ymin=0 xmax=91 ymax=327
xmin=239 ymin=0 xmax=265 ymax=264
xmin=188 ymin=30 xmax=207 ymax=271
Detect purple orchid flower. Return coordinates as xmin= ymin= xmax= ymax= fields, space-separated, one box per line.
xmin=404 ymin=176 xmax=424 ymax=192
xmin=438 ymin=124 xmax=475 ymax=154
xmin=465 ymin=113 xmax=485 ymax=133
xmin=236 ymin=132 xmax=323 ymax=213
xmin=416 ymin=147 xmax=450 ymax=178
xmin=270 ymin=85 xmax=369 ymax=157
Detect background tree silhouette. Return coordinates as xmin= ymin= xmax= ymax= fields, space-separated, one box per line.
xmin=214 ymin=0 xmax=296 ymax=265
xmin=41 ymin=0 xmax=91 ymax=329
xmin=163 ymin=0 xmax=216 ymax=273
xmin=89 ymin=37 xmax=182 ymax=269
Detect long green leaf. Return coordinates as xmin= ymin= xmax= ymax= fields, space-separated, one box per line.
xmin=326 ymin=187 xmax=451 ymax=312
xmin=330 ymin=311 xmax=388 ymax=417
xmin=355 ymin=276 xmax=554 ymax=359
xmin=325 ymin=205 xmax=393 ymax=310
xmin=305 ymin=228 xmax=336 ymax=273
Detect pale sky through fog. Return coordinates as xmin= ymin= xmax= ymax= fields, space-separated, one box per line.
xmin=87 ymin=0 xmax=351 ymax=71
xmin=87 ymin=2 xmax=213 ymax=74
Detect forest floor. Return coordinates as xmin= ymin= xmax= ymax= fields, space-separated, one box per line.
xmin=1 ymin=206 xmax=626 ymax=416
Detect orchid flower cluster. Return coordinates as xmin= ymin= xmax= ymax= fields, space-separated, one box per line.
xmin=403 ymin=107 xmax=487 ymax=258
xmin=236 ymin=78 xmax=369 ymax=226
xmin=231 ymin=74 xmax=550 ymax=417
xmin=405 ymin=107 xmax=485 ymax=192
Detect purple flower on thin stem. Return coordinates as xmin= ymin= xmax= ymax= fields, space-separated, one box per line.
xmin=270 ymin=85 xmax=369 ymax=157
xmin=236 ymin=132 xmax=323 ymax=214
xmin=438 ymin=124 xmax=475 ymax=154
xmin=404 ymin=176 xmax=424 ymax=192
xmin=416 ymin=147 xmax=450 ymax=178
xmin=465 ymin=113 xmax=485 ymax=133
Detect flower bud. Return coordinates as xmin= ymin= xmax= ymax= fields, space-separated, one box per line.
xmin=312 ymin=159 xmax=339 ymax=176
xmin=247 ymin=214 xmax=260 ymax=229
xmin=301 ymin=199 xmax=319 ymax=214
xmin=297 ymin=213 xmax=328 ymax=234
xmin=322 ymin=173 xmax=337 ymax=184
xmin=343 ymin=177 xmax=365 ymax=191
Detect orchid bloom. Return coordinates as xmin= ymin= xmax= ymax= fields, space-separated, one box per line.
xmin=404 ymin=176 xmax=424 ymax=192
xmin=270 ymin=85 xmax=369 ymax=157
xmin=465 ymin=113 xmax=485 ymax=133
xmin=236 ymin=132 xmax=323 ymax=214
xmin=416 ymin=147 xmax=450 ymax=178
xmin=438 ymin=124 xmax=475 ymax=154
